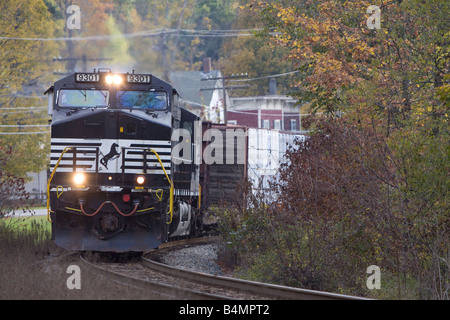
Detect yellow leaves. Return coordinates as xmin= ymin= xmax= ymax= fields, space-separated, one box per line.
xmin=435 ymin=75 xmax=450 ymax=103
xmin=250 ymin=0 xmax=448 ymax=121
xmin=310 ymin=35 xmax=320 ymax=43
xmin=190 ymin=37 xmax=200 ymax=47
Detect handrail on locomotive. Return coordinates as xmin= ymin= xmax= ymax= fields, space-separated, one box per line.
xmin=47 ymin=146 xmax=174 ymax=224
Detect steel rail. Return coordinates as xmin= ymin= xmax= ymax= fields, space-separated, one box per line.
xmin=143 ymin=242 xmax=371 ymax=300
xmin=78 ymin=254 xmax=233 ymax=300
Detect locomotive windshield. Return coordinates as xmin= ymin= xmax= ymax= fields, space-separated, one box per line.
xmin=58 ymin=89 xmax=109 ymax=108
xmin=116 ymin=91 xmax=167 ymax=110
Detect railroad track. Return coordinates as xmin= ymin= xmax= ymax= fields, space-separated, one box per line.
xmin=79 ymin=237 xmax=370 ymax=300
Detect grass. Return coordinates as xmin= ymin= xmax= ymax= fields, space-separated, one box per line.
xmin=0 ymin=212 xmax=54 ymax=299
xmin=4 ymin=214 xmax=51 ymax=232
xmin=0 ymin=213 xmax=160 ymax=299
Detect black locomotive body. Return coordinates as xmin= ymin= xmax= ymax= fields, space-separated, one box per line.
xmin=46 ymin=69 xmax=202 ymax=252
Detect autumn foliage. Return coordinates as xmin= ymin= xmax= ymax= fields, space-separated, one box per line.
xmin=0 ymin=145 xmax=31 ymax=218
xmin=215 ymin=0 xmax=449 ymax=299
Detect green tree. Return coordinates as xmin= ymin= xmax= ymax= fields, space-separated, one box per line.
xmin=52 ymin=0 xmax=115 ymax=72
xmin=130 ymin=0 xmax=197 ymax=78
xmin=236 ymin=0 xmax=450 ymax=299
xmin=0 ymin=0 xmax=57 ymax=178
xmin=219 ymin=2 xmax=297 ymax=96
xmin=103 ymin=15 xmax=135 ymax=70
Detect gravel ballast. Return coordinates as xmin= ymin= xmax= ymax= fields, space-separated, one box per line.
xmin=159 ymin=243 xmax=225 ymax=276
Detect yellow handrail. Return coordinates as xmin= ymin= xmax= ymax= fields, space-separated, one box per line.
xmin=46 ymin=147 xmax=174 ymax=225
xmin=149 ymin=148 xmax=174 ymax=224
xmin=155 ymin=189 xmax=164 ymax=202
xmin=46 ymin=146 xmax=73 ymax=223
xmin=198 ymin=184 xmax=201 ymax=209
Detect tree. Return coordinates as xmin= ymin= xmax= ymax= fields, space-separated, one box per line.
xmin=0 ymin=0 xmax=57 ymax=178
xmin=239 ymin=0 xmax=449 ymax=299
xmin=0 ymin=146 xmax=30 ymax=218
xmin=52 ymin=0 xmax=115 ymax=72
xmin=218 ymin=2 xmax=297 ymax=96
xmin=103 ymin=15 xmax=135 ymax=70
xmin=129 ymin=0 xmax=198 ymax=78
xmin=248 ymin=0 xmax=449 ymax=119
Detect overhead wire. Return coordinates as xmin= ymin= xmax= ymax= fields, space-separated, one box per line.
xmin=0 ymin=124 xmax=49 ymax=127
xmin=0 ymin=28 xmax=274 ymax=41
xmin=229 ymin=71 xmax=299 ymax=82
xmin=0 ymin=108 xmax=46 ymax=115
xmin=0 ymin=29 xmax=290 ymax=133
xmin=0 ymin=106 xmax=46 ymax=110
xmin=0 ymin=131 xmax=50 ymax=135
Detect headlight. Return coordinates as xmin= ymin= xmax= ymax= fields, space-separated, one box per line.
xmin=105 ymin=75 xmax=113 ymax=84
xmin=74 ymin=173 xmax=85 ymax=185
xmin=136 ymin=175 xmax=145 ymax=185
xmin=105 ymin=74 xmax=123 ymax=85
xmin=113 ymin=74 xmax=122 ymax=85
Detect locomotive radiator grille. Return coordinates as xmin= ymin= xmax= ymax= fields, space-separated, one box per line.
xmin=122 ymin=143 xmax=171 ymax=175
xmin=50 ymin=141 xmax=100 ymax=172
xmin=50 ymin=138 xmax=172 ymax=175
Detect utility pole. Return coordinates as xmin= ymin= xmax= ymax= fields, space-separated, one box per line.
xmin=201 ymin=73 xmax=248 ymax=124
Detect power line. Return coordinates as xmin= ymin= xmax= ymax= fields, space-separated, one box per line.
xmin=0 ymin=30 xmax=160 ymax=41
xmin=0 ymin=117 xmax=50 ymax=124
xmin=229 ymin=71 xmax=299 ymax=82
xmin=0 ymin=108 xmax=46 ymax=115
xmin=0 ymin=124 xmax=49 ymax=127
xmin=0 ymin=131 xmax=50 ymax=135
xmin=0 ymin=107 xmax=46 ymax=110
xmin=0 ymin=28 xmax=274 ymax=42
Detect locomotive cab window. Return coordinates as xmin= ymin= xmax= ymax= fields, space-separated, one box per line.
xmin=57 ymin=89 xmax=109 ymax=108
xmin=116 ymin=91 xmax=168 ymax=110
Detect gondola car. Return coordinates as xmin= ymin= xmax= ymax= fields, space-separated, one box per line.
xmin=45 ymin=69 xmax=202 ymax=252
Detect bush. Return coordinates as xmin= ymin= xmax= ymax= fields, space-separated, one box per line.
xmin=216 ymin=116 xmax=449 ymax=299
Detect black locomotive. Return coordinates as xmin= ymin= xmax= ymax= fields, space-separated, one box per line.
xmin=45 ymin=69 xmax=202 ymax=252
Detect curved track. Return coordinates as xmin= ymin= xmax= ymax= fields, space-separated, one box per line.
xmin=79 ymin=237 xmax=370 ymax=300
xmin=79 ymin=253 xmax=228 ymax=299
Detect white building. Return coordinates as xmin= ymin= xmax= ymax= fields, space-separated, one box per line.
xmin=169 ymin=59 xmax=229 ymax=123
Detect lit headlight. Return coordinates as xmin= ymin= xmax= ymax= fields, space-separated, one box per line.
xmin=113 ymin=74 xmax=122 ymax=85
xmin=105 ymin=75 xmax=113 ymax=84
xmin=136 ymin=175 xmax=145 ymax=185
xmin=105 ymin=74 xmax=123 ymax=85
xmin=74 ymin=173 xmax=85 ymax=185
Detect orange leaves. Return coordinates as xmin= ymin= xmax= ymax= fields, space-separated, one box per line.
xmin=249 ymin=0 xmax=378 ymax=103
xmin=250 ymin=0 xmax=449 ymax=124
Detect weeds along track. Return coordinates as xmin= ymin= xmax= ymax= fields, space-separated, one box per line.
xmin=80 ymin=237 xmax=369 ymax=300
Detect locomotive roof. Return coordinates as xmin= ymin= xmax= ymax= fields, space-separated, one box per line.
xmin=45 ymin=69 xmax=176 ymax=94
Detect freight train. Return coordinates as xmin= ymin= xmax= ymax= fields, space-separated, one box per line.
xmin=45 ymin=69 xmax=299 ymax=252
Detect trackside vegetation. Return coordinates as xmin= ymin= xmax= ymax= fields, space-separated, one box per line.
xmin=215 ymin=0 xmax=449 ymax=300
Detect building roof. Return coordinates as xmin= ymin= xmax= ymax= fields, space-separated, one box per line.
xmin=169 ymin=70 xmax=223 ymax=109
xmin=230 ymin=95 xmax=299 ymax=112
